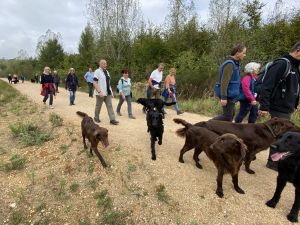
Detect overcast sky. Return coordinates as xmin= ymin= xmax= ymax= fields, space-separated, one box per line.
xmin=0 ymin=0 xmax=299 ymax=59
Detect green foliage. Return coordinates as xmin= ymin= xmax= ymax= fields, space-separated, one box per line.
xmin=49 ymin=112 xmax=63 ymax=127
xmin=70 ymin=182 xmax=80 ymax=192
xmin=155 ymin=184 xmax=170 ymax=203
xmin=94 ymin=189 xmax=113 ymax=210
xmin=9 ymin=121 xmax=52 ymax=146
xmin=1 ymin=154 xmax=27 ymax=172
xmin=79 ymin=24 xmax=96 ymax=69
xmin=99 ymin=210 xmax=129 ymax=225
xmin=9 ymin=210 xmax=24 ymax=225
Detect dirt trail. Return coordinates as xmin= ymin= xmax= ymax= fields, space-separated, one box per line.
xmin=3 ymin=79 xmax=296 ymax=224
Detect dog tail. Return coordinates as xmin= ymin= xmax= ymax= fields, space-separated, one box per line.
xmin=164 ymin=102 xmax=176 ymax=106
xmin=173 ymin=118 xmax=192 ymax=137
xmin=76 ymin=111 xmax=88 ymax=118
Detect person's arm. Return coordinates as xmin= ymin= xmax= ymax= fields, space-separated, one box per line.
xmin=220 ymin=63 xmax=233 ymax=100
xmin=242 ymin=76 xmax=255 ymax=102
xmin=259 ymin=61 xmax=286 ymax=112
xmin=93 ymin=71 xmax=103 ymax=96
xmin=84 ymin=73 xmax=88 ymax=82
xmin=165 ymin=76 xmax=171 ymax=93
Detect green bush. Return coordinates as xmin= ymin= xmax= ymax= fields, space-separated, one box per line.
xmin=9 ymin=121 xmax=52 ymax=146
xmin=1 ymin=154 xmax=27 ymax=172
xmin=49 ymin=113 xmax=63 ymax=127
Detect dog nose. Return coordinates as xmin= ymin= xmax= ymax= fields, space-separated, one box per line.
xmin=270 ymin=144 xmax=278 ymax=149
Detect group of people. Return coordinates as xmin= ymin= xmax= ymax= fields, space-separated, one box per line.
xmin=7 ymin=74 xmax=24 ymax=84
xmin=214 ymin=42 xmax=300 ymax=170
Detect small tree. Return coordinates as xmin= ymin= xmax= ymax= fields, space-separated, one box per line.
xmin=78 ymin=24 xmax=95 ymax=69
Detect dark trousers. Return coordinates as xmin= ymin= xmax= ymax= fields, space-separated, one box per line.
xmin=235 ymin=101 xmax=258 ymax=123
xmin=212 ymin=99 xmax=236 ymax=121
xmin=43 ymin=90 xmax=53 ymax=105
xmin=55 ymin=82 xmax=59 ymax=92
xmin=116 ymin=95 xmax=133 ymax=116
xmin=88 ymin=82 xmax=93 ymax=97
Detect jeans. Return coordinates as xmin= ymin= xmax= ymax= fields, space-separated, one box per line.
xmin=43 ymin=90 xmax=53 ymax=105
xmin=94 ymin=95 xmax=116 ymax=121
xmin=163 ymin=93 xmax=180 ymax=113
xmin=87 ymin=82 xmax=93 ymax=97
xmin=69 ymin=90 xmax=76 ymax=104
xmin=116 ymin=95 xmax=133 ymax=116
xmin=212 ymin=99 xmax=236 ymax=121
xmin=235 ymin=101 xmax=258 ymax=123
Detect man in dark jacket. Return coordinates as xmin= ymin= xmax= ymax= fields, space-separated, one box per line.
xmin=259 ymin=42 xmax=300 ymax=170
xmin=53 ymin=70 xmax=60 ymax=93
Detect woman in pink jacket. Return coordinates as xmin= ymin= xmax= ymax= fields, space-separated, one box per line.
xmin=235 ymin=62 xmax=261 ymax=123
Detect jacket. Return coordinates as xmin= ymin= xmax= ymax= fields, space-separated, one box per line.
xmin=259 ymin=54 xmax=300 ymax=114
xmin=66 ymin=74 xmax=79 ymax=91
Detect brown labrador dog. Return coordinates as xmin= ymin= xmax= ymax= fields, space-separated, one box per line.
xmin=193 ymin=117 xmax=300 ymax=174
xmin=76 ymin=111 xmax=109 ymax=168
xmin=174 ymin=118 xmax=247 ymax=198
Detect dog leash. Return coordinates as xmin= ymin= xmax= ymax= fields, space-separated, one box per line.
xmin=265 ymin=124 xmax=277 ymax=138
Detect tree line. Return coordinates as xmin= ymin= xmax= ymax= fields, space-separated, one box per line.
xmin=0 ymin=0 xmax=299 ymax=98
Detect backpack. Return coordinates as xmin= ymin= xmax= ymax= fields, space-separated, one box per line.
xmin=253 ymin=58 xmax=291 ymax=97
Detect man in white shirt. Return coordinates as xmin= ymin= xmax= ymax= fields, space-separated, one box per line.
xmin=147 ymin=63 xmax=164 ymax=99
xmin=93 ymin=59 xmax=119 ymax=125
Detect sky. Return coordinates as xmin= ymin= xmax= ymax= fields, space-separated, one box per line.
xmin=0 ymin=0 xmax=299 ymax=59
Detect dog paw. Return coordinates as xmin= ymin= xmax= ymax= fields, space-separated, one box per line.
xmin=235 ymin=187 xmax=245 ymax=194
xmin=216 ymin=190 xmax=224 ymax=198
xmin=152 ymin=155 xmax=156 ymax=160
xmin=287 ymin=213 xmax=298 ymax=223
xmin=246 ymin=169 xmax=255 ymax=174
xmin=158 ymin=141 xmax=162 ymax=145
xmin=266 ymin=199 xmax=277 ymax=208
xmin=179 ymin=158 xmax=184 ymax=163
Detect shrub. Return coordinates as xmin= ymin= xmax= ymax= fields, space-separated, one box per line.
xmin=49 ymin=113 xmax=63 ymax=127
xmin=1 ymin=154 xmax=27 ymax=172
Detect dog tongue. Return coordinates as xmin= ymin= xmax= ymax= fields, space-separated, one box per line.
xmin=271 ymin=152 xmax=289 ymax=161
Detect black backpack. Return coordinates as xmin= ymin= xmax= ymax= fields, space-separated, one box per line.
xmin=253 ymin=58 xmax=291 ymax=97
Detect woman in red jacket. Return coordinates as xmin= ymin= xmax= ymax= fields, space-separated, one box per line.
xmin=235 ymin=62 xmax=261 ymax=123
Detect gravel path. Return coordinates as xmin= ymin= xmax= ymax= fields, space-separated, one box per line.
xmin=5 ymin=79 xmax=296 ymax=225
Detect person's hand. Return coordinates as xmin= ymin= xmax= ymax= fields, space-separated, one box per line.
xmin=251 ymin=100 xmax=257 ymax=106
xmin=259 ymin=110 xmax=268 ymax=116
xmin=122 ymin=95 xmax=126 ymax=100
xmin=98 ymin=90 xmax=103 ymax=97
xmin=294 ymin=108 xmax=299 ymax=112
xmin=220 ymin=99 xmax=227 ymax=106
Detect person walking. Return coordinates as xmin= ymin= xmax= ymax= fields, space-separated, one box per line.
xmin=8 ymin=74 xmax=12 ymax=83
xmin=147 ymin=63 xmax=164 ymax=99
xmin=41 ymin=67 xmax=55 ymax=109
xmin=53 ymin=70 xmax=60 ymax=93
xmin=213 ymin=44 xmax=247 ymax=121
xmin=93 ymin=59 xmax=119 ymax=125
xmin=20 ymin=75 xmax=25 ymax=83
xmin=84 ymin=68 xmax=94 ymax=97
xmin=66 ymin=68 xmax=79 ymax=106
xmin=116 ymin=69 xmax=136 ymax=119
xmin=258 ymin=42 xmax=300 ymax=170
xmin=235 ymin=62 xmax=261 ymax=123
xmin=162 ymin=67 xmax=183 ymax=115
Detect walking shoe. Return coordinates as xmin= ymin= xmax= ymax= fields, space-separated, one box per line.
xmin=49 ymin=105 xmax=54 ymax=109
xmin=177 ymin=111 xmax=184 ymax=115
xmin=266 ymin=161 xmax=278 ymax=171
xmin=129 ymin=115 xmax=136 ymax=119
xmin=110 ymin=120 xmax=119 ymax=125
xmin=94 ymin=118 xmax=101 ymax=123
xmin=117 ymin=112 xmax=122 ymax=116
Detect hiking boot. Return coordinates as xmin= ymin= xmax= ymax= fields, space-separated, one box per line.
xmin=117 ymin=111 xmax=122 ymax=116
xmin=177 ymin=111 xmax=184 ymax=115
xmin=94 ymin=117 xmax=101 ymax=123
xmin=110 ymin=120 xmax=119 ymax=125
xmin=266 ymin=161 xmax=278 ymax=171
xmin=129 ymin=115 xmax=136 ymax=119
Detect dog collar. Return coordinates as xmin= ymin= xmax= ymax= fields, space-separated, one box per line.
xmin=265 ymin=124 xmax=277 ymax=138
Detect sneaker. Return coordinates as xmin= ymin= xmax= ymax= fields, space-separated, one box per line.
xmin=110 ymin=120 xmax=119 ymax=125
xmin=117 ymin=112 xmax=122 ymax=116
xmin=129 ymin=115 xmax=136 ymax=119
xmin=266 ymin=161 xmax=278 ymax=171
xmin=94 ymin=118 xmax=101 ymax=123
xmin=177 ymin=111 xmax=184 ymax=115
xmin=49 ymin=105 xmax=54 ymax=109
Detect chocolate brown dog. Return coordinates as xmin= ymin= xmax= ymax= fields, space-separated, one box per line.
xmin=174 ymin=118 xmax=247 ymax=198
xmin=76 ymin=111 xmax=109 ymax=168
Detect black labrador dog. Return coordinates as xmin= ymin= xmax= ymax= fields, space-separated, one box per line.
xmin=137 ymin=98 xmax=175 ymax=116
xmin=146 ymin=109 xmax=164 ymax=160
xmin=266 ymin=131 xmax=300 ymax=223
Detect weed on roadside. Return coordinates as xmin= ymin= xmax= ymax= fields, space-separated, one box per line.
xmin=99 ymin=209 xmax=129 ymax=225
xmin=94 ymin=189 xmax=113 ymax=210
xmin=59 ymin=144 xmax=69 ymax=154
xmin=87 ymin=179 xmax=98 ymax=190
xmin=9 ymin=210 xmax=24 ymax=225
xmin=1 ymin=154 xmax=26 ymax=172
xmin=49 ymin=113 xmax=63 ymax=127
xmin=0 ymin=146 xmax=7 ymax=155
xmin=70 ymin=182 xmax=80 ymax=193
xmin=156 ymin=184 xmax=170 ymax=204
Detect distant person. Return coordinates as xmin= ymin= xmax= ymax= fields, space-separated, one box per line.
xmin=66 ymin=68 xmax=79 ymax=106
xmin=35 ymin=74 xmax=39 ymax=83
xmin=162 ymin=67 xmax=183 ymax=115
xmin=8 ymin=74 xmax=12 ymax=83
xmin=147 ymin=63 xmax=164 ymax=99
xmin=213 ymin=44 xmax=247 ymax=121
xmin=20 ymin=75 xmax=25 ymax=83
xmin=258 ymin=42 xmax=300 ymax=171
xmin=116 ymin=69 xmax=136 ymax=119
xmin=41 ymin=67 xmax=55 ymax=109
xmin=93 ymin=59 xmax=119 ymax=125
xmin=53 ymin=70 xmax=60 ymax=93
xmin=84 ymin=68 xmax=94 ymax=97
xmin=235 ymin=62 xmax=260 ymax=124
xmin=12 ymin=74 xmax=19 ymax=84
